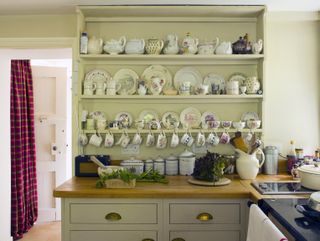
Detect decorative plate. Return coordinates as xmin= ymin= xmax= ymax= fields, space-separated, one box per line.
xmin=89 ymin=111 xmax=106 ymax=120
xmin=141 ymin=65 xmax=173 ymax=94
xmin=115 ymin=112 xmax=133 ymax=128
xmin=201 ymin=111 xmax=219 ymax=128
xmin=180 ymin=107 xmax=202 ymax=129
xmin=228 ymin=73 xmax=247 ymax=86
xmin=162 ymin=111 xmax=180 ymax=129
xmin=85 ymin=69 xmax=111 ymax=83
xmin=203 ymin=73 xmax=225 ymax=94
xmin=138 ymin=110 xmax=159 ymax=126
xmin=241 ymin=112 xmax=260 ymax=122
xmin=113 ymin=68 xmax=139 ymax=95
xmin=174 ymin=67 xmax=202 ymax=94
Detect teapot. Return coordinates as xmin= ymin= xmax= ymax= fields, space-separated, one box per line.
xmin=181 ymin=32 xmax=199 ymax=55
xmin=87 ymin=36 xmax=103 ymax=54
xmin=235 ymin=148 xmax=265 ymax=179
xmin=103 ymin=36 xmax=126 ymax=55
xmin=163 ymin=33 xmax=179 ymax=55
xmin=252 ymin=39 xmax=263 ymax=54
xmin=125 ymin=38 xmax=145 ymax=54
xmin=215 ymin=42 xmax=232 ymax=55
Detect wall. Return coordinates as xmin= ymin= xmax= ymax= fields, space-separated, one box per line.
xmin=264 ymin=12 xmax=320 ymax=155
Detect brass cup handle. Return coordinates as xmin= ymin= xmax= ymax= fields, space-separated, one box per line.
xmin=105 ymin=212 xmax=121 ymax=221
xmin=172 ymin=238 xmax=186 ymax=241
xmin=142 ymin=239 xmax=155 ymax=241
xmin=196 ymin=212 xmax=213 ymax=221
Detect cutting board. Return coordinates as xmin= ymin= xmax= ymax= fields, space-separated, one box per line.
xmin=188 ymin=177 xmax=231 ymax=186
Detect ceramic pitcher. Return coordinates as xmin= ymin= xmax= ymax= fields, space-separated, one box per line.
xmin=87 ymin=36 xmax=103 ymax=54
xmin=235 ymin=148 xmax=265 ymax=179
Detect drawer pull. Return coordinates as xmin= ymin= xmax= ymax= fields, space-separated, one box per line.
xmin=196 ymin=212 xmax=213 ymax=221
xmin=142 ymin=239 xmax=155 ymax=241
xmin=172 ymin=238 xmax=185 ymax=241
xmin=105 ymin=212 xmax=121 ymax=221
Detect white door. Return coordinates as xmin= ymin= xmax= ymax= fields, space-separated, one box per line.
xmin=33 ymin=66 xmax=67 ymax=222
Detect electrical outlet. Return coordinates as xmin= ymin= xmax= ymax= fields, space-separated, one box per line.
xmin=121 ymin=144 xmax=140 ymax=155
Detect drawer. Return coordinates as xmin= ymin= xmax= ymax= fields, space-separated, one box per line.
xmin=170 ymin=230 xmax=240 ymax=241
xmin=70 ymin=203 xmax=158 ymax=224
xmin=70 ymin=230 xmax=158 ymax=241
xmin=169 ymin=203 xmax=240 ymax=224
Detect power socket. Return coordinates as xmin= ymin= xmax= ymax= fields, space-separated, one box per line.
xmin=121 ymin=144 xmax=140 ymax=155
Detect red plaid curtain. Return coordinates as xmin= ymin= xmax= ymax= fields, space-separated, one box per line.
xmin=11 ymin=60 xmax=38 ymax=240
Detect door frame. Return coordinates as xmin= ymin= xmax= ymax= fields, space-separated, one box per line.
xmin=0 ymin=37 xmax=76 ymax=241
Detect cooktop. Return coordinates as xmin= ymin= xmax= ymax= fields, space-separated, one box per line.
xmin=252 ymin=182 xmax=314 ymax=195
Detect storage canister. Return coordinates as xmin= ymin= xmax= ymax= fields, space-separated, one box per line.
xmin=120 ymin=158 xmax=144 ymax=175
xmin=154 ymin=156 xmax=165 ymax=175
xmin=165 ymin=155 xmax=179 ymax=175
xmin=179 ymin=149 xmax=196 ymax=176
xmin=263 ymin=146 xmax=278 ymax=175
xmin=144 ymin=159 xmax=154 ymax=172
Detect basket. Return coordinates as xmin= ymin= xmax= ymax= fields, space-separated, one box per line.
xmin=104 ymin=179 xmax=136 ymax=188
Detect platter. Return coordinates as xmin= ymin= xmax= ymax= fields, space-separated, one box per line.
xmin=188 ymin=177 xmax=231 ymax=186
xmin=115 ymin=112 xmax=133 ymax=128
xmin=201 ymin=111 xmax=219 ymax=128
xmin=228 ymin=72 xmax=247 ymax=86
xmin=141 ymin=65 xmax=173 ymax=94
xmin=138 ymin=110 xmax=159 ymax=126
xmin=161 ymin=111 xmax=180 ymax=129
xmin=180 ymin=107 xmax=202 ymax=129
xmin=174 ymin=67 xmax=202 ymax=94
xmin=113 ymin=68 xmax=139 ymax=95
xmin=241 ymin=111 xmax=260 ymax=122
xmin=203 ymin=73 xmax=225 ymax=94
xmin=85 ymin=69 xmax=111 ymax=84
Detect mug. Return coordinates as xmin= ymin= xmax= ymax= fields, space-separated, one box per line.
xmin=146 ymin=131 xmax=155 ymax=147
xmin=120 ymin=134 xmax=130 ymax=148
xmin=83 ymin=82 xmax=96 ymax=96
xmin=186 ymin=133 xmax=194 ymax=147
xmin=86 ymin=118 xmax=95 ymax=130
xmin=96 ymin=119 xmax=107 ymax=131
xmin=115 ymin=132 xmax=126 ymax=145
xmin=95 ymin=81 xmax=107 ymax=96
xmin=132 ymin=131 xmax=142 ymax=145
xmin=170 ymin=132 xmax=179 ymax=148
xmin=211 ymin=83 xmax=220 ymax=95
xmin=181 ymin=132 xmax=191 ymax=145
xmin=206 ymin=132 xmax=219 ymax=146
xmin=196 ymin=131 xmax=206 ymax=147
xmin=79 ymin=133 xmax=88 ymax=146
xmin=179 ymin=81 xmax=191 ymax=95
xmin=89 ymin=133 xmax=103 ymax=147
xmin=220 ymin=132 xmax=230 ymax=144
xmin=104 ymin=131 xmax=114 ymax=148
xmin=226 ymin=80 xmax=239 ymax=95
xmin=156 ymin=131 xmax=167 ymax=149
xmin=195 ymin=84 xmax=209 ymax=95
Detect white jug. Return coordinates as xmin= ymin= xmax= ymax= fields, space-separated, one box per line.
xmin=87 ymin=36 xmax=103 ymax=54
xmin=235 ymin=148 xmax=265 ymax=179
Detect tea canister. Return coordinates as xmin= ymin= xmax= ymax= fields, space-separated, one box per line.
xmin=154 ymin=156 xmax=165 ymax=175
xmin=263 ymin=146 xmax=278 ymax=175
xmin=179 ymin=149 xmax=196 ymax=176
xmin=145 ymin=159 xmax=154 ymax=172
xmin=120 ymin=158 xmax=144 ymax=175
xmin=165 ymin=155 xmax=179 ymax=175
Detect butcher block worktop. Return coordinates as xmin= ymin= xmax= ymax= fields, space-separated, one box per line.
xmin=54 ymin=173 xmax=305 ymax=200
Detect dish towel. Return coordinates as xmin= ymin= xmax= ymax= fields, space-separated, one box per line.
xmin=247 ymin=204 xmax=288 ymax=241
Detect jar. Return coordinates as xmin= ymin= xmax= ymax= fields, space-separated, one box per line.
xmin=295 ymin=148 xmax=304 ymax=160
xmin=263 ymin=146 xmax=278 ymax=175
xmin=154 ymin=156 xmax=165 ymax=175
xmin=165 ymin=155 xmax=178 ymax=175
xmin=144 ymin=159 xmax=154 ymax=172
xmin=179 ymin=149 xmax=196 ymax=176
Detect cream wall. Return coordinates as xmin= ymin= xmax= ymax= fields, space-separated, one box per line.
xmin=264 ymin=12 xmax=320 ymax=155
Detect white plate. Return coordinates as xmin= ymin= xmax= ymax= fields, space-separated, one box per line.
xmin=162 ymin=111 xmax=180 ymax=129
xmin=201 ymin=111 xmax=219 ymax=127
xmin=141 ymin=65 xmax=173 ymax=94
xmin=228 ymin=73 xmax=247 ymax=86
xmin=180 ymin=107 xmax=202 ymax=128
xmin=241 ymin=112 xmax=260 ymax=122
xmin=113 ymin=68 xmax=139 ymax=95
xmin=115 ymin=112 xmax=133 ymax=128
xmin=174 ymin=67 xmax=202 ymax=94
xmin=138 ymin=110 xmax=159 ymax=125
xmin=85 ymin=69 xmax=111 ymax=83
xmin=203 ymin=73 xmax=225 ymax=94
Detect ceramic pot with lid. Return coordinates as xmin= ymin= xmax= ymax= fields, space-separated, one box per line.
xmin=179 ymin=149 xmax=196 ymax=176
xmin=298 ymin=164 xmax=320 ymax=190
xmin=165 ymin=155 xmax=179 ymax=175
xmin=154 ymin=156 xmax=165 ymax=175
xmin=120 ymin=157 xmax=144 ymax=174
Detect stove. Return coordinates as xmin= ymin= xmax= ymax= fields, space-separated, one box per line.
xmin=252 ymin=181 xmax=314 ymax=195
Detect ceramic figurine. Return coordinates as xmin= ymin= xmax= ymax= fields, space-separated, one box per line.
xmin=163 ymin=33 xmax=179 ymax=55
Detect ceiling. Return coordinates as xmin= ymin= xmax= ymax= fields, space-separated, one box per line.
xmin=0 ymin=0 xmax=319 ymax=15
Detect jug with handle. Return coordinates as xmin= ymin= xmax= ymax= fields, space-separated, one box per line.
xmin=235 ymin=148 xmax=265 ymax=179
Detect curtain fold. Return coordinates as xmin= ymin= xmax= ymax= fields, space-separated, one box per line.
xmin=11 ymin=60 xmax=38 ymax=240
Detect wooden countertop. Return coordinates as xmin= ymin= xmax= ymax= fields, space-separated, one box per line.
xmin=54 ymin=173 xmax=309 ymax=200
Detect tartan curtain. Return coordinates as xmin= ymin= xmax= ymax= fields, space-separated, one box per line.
xmin=11 ymin=60 xmax=38 ymax=240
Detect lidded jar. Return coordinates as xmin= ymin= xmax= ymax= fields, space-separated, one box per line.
xmin=144 ymin=159 xmax=154 ymax=172
xmin=179 ymin=149 xmax=196 ymax=176
xmin=154 ymin=156 xmax=165 ymax=175
xmin=165 ymin=154 xmax=179 ymax=175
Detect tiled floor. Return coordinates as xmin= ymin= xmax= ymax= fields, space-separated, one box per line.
xmin=20 ymin=222 xmax=60 ymax=241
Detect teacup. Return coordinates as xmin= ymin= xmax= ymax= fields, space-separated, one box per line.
xmin=196 ymin=131 xmax=206 ymax=147
xmin=115 ymin=131 xmax=126 ymax=145
xmin=181 ymin=132 xmax=191 ymax=145
xmin=156 ymin=131 xmax=167 ymax=149
xmin=170 ymin=132 xmax=179 ymax=148
xmin=179 ymin=81 xmax=191 ymax=95
xmin=146 ymin=131 xmax=155 ymax=147
xmin=206 ymin=132 xmax=215 ymax=145
xmin=83 ymin=81 xmax=96 ymax=95
xmin=195 ymin=84 xmax=209 ymax=95
xmin=79 ymin=133 xmax=88 ymax=146
xmin=104 ymin=131 xmax=114 ymax=148
xmin=89 ymin=133 xmax=103 ymax=147
xmin=186 ymin=134 xmax=194 ymax=147
xmin=96 ymin=119 xmax=107 ymax=131
xmin=120 ymin=134 xmax=130 ymax=148
xmin=221 ymin=120 xmax=232 ymax=129
xmin=220 ymin=132 xmax=230 ymax=144
xmin=132 ymin=131 xmax=142 ymax=145
xmin=86 ymin=118 xmax=95 ymax=130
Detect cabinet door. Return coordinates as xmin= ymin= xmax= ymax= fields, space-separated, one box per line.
xmin=170 ymin=230 xmax=240 ymax=241
xmin=70 ymin=231 xmax=157 ymax=241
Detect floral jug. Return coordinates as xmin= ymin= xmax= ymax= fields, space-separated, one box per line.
xmin=235 ymin=148 xmax=265 ymax=179
xmin=87 ymin=36 xmax=103 ymax=54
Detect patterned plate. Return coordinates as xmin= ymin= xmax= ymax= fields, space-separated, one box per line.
xmin=201 ymin=111 xmax=219 ymax=128
xmin=162 ymin=111 xmax=180 ymax=129
xmin=228 ymin=72 xmax=247 ymax=86
xmin=85 ymin=69 xmax=111 ymax=83
xmin=141 ymin=65 xmax=173 ymax=94
xmin=174 ymin=67 xmax=202 ymax=94
xmin=115 ymin=112 xmax=133 ymax=128
xmin=180 ymin=107 xmax=202 ymax=129
xmin=203 ymin=73 xmax=225 ymax=94
xmin=113 ymin=68 xmax=139 ymax=95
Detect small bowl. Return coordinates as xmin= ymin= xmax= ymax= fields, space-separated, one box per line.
xmin=246 ymin=120 xmax=261 ymax=129
xmin=221 ymin=120 xmax=232 ymax=129
xmin=232 ymin=121 xmax=245 ymax=130
xmin=98 ymin=166 xmax=124 ymax=177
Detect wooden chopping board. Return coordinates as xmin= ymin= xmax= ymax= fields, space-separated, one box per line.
xmin=188 ymin=177 xmax=231 ymax=186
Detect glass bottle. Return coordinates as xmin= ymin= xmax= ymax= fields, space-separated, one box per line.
xmin=287 ymin=140 xmax=297 ymax=173
xmin=80 ymin=32 xmax=88 ymax=54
